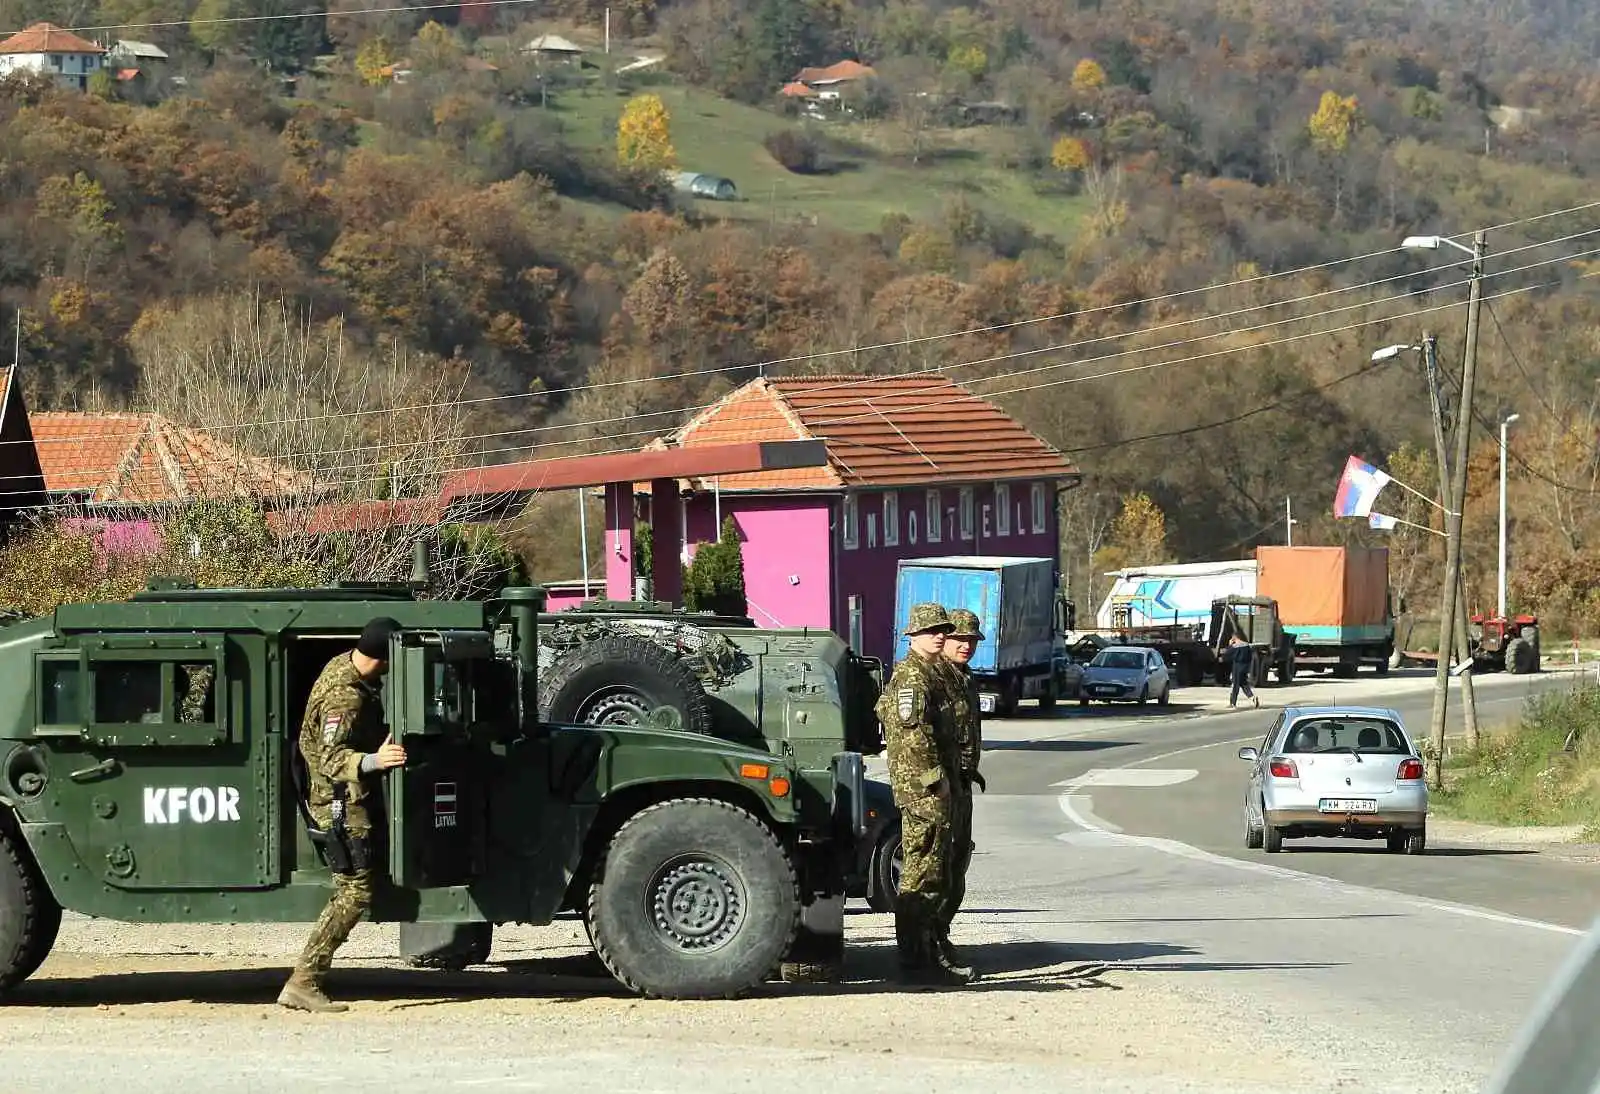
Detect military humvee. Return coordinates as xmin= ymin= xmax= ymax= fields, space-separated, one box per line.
xmin=0 ymin=557 xmax=882 ymax=1000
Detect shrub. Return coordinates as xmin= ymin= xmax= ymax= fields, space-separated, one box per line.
xmin=763 ymin=129 xmax=824 ymax=174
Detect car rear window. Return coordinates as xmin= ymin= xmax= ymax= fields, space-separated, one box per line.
xmin=1279 ymin=718 xmax=1410 ymax=754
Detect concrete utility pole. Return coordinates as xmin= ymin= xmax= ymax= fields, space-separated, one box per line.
xmin=1422 ymin=332 xmax=1479 ymax=750
xmin=1422 ymin=230 xmax=1489 ymax=786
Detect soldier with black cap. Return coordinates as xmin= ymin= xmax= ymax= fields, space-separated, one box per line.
xmin=873 ymin=602 xmax=975 ymax=986
xmin=279 ymin=616 xmax=408 ymax=1013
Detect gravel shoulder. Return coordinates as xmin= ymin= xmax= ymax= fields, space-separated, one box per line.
xmin=0 ymin=911 xmax=1454 ymax=1094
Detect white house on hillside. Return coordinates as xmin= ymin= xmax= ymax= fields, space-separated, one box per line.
xmin=0 ymin=22 xmax=106 ymax=90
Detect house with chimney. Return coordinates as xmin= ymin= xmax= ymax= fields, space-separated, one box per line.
xmin=0 ymin=22 xmax=107 ymax=91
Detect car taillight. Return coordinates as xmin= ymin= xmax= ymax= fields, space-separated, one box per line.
xmin=1268 ymin=758 xmax=1298 ymax=779
xmin=1397 ymin=758 xmax=1424 ymax=781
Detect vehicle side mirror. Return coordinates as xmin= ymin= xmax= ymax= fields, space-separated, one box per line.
xmin=1237 ymin=746 xmax=1259 ymax=763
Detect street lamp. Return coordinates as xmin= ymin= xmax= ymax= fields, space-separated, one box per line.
xmin=1370 ymin=343 xmax=1418 ymax=363
xmin=1498 ymin=412 xmax=1520 ymax=618
xmin=1406 ymin=229 xmax=1489 ymax=787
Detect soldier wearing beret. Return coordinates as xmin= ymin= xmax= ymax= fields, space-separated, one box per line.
xmin=873 ymin=603 xmax=975 ymax=986
xmin=936 ymin=607 xmax=986 ymax=969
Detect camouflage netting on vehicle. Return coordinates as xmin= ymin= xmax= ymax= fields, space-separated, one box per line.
xmin=539 ymin=617 xmax=752 ymax=689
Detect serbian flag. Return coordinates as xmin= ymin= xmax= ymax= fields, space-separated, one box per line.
xmin=1368 ymin=512 xmax=1399 ymax=530
xmin=1333 ymin=455 xmax=1391 ymax=518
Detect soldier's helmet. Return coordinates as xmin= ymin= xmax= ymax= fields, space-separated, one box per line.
xmin=903 ymin=602 xmax=955 ymax=636
xmin=948 ymin=608 xmax=984 ymax=639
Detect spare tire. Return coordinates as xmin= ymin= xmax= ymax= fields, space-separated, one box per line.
xmin=539 ymin=632 xmax=716 ymax=735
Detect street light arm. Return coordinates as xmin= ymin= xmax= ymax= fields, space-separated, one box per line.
xmin=1402 ymin=234 xmax=1479 ymax=257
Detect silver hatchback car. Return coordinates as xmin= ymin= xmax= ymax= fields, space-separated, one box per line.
xmin=1237 ymin=705 xmax=1428 ymax=854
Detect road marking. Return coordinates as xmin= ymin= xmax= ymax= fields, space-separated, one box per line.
xmin=1054 ymin=734 xmax=1586 ymax=939
xmin=1052 ymin=768 xmax=1199 ymax=789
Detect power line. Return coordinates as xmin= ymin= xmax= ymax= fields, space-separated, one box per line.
xmin=6 ymin=0 xmax=543 ymax=35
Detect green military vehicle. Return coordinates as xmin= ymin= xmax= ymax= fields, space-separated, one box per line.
xmin=0 ymin=556 xmax=885 ymax=1000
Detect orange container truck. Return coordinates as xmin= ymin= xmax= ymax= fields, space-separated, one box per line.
xmin=1253 ymin=546 xmax=1396 ymax=676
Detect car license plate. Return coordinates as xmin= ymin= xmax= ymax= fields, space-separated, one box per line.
xmin=1319 ymin=798 xmax=1377 ymax=813
xmin=1093 ymin=685 xmax=1117 ymax=695
xmin=979 ymin=694 xmax=997 ymax=713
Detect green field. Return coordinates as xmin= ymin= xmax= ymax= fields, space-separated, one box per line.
xmin=544 ymin=82 xmax=1088 ymax=240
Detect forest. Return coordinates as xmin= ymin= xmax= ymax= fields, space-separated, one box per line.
xmin=0 ymin=0 xmax=1597 ymax=632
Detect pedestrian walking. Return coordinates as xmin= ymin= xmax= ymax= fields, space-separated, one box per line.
xmin=1227 ymin=633 xmax=1260 ymax=709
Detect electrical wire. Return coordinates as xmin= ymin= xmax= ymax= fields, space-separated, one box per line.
xmin=3 ymin=240 xmax=1595 ymax=498
xmin=2 ymin=266 xmax=1593 ymax=515
xmin=5 ymin=0 xmax=544 ymax=35
xmin=7 ymin=238 xmax=1593 ymax=493
xmin=9 ymin=228 xmax=1596 ymax=474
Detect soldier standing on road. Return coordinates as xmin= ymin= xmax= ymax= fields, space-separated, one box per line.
xmin=279 ymin=616 xmax=409 ymax=1014
xmin=936 ymin=608 xmax=987 ymax=971
xmin=874 ymin=603 xmax=975 ymax=986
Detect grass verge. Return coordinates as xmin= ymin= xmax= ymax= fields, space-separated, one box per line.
xmin=544 ymin=83 xmax=1087 ymax=239
xmin=1432 ymin=679 xmax=1600 ymax=838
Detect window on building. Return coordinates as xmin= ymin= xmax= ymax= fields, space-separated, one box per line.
xmin=842 ymin=494 xmax=858 ymax=550
xmin=959 ymin=487 xmax=975 ymax=540
xmin=1032 ymin=482 xmax=1048 ymax=533
xmin=995 ymin=483 xmax=1011 ymax=536
xmin=883 ymin=491 xmax=899 ymax=547
xmin=925 ymin=489 xmax=941 ymax=543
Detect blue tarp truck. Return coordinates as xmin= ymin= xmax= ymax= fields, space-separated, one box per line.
xmin=892 ymin=556 xmax=1078 ymax=717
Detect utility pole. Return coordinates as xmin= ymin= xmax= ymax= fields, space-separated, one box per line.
xmin=1422 ymin=333 xmax=1479 ymax=750
xmin=1427 ymin=230 xmax=1488 ymax=786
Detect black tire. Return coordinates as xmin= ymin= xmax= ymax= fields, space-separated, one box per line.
xmin=1509 ymin=636 xmax=1538 ymax=675
xmin=1 ymin=824 xmax=60 ymax=994
xmin=1037 ymin=679 xmax=1057 ymax=714
xmin=866 ymin=820 xmax=901 ymax=914
xmin=1403 ymin=827 xmax=1427 ymax=855
xmin=539 ymin=633 xmax=715 ymax=735
xmin=587 ymin=797 xmax=799 ymax=1000
xmin=1263 ymin=824 xmax=1284 ymax=854
xmin=399 ymin=922 xmax=494 ymax=971
xmin=1244 ymin=802 xmax=1264 ymax=850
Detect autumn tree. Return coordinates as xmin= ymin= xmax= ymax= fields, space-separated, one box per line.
xmin=1071 ymin=58 xmax=1106 ymax=91
xmin=1051 ymin=135 xmax=1091 ymax=172
xmin=1092 ymin=492 xmax=1174 ymax=574
xmin=617 ymin=92 xmax=677 ymax=172
xmin=355 ymin=36 xmax=396 ymax=85
xmin=1308 ymin=90 xmax=1361 ymax=154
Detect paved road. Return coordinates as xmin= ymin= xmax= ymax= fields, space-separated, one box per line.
xmin=951 ymin=667 xmax=1600 ymax=1088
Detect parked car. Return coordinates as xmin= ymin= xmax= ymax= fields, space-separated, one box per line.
xmin=1079 ymin=645 xmax=1172 ymax=705
xmin=1237 ymin=705 xmax=1428 ymax=854
xmin=848 ymin=778 xmax=903 ymax=912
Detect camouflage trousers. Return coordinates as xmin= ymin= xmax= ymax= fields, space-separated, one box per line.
xmin=937 ymin=788 xmax=974 ymax=934
xmin=895 ymin=795 xmax=953 ymax=963
xmin=292 ymin=827 xmax=375 ymax=985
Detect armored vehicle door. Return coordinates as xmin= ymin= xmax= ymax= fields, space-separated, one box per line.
xmin=30 ymin=631 xmax=272 ymax=890
xmin=382 ymin=627 xmax=496 ymax=890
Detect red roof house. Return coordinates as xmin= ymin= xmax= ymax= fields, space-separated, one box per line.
xmin=607 ymin=374 xmax=1080 ymax=662
xmin=0 ymin=22 xmax=108 ymax=91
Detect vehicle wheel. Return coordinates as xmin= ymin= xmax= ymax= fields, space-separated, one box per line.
xmin=1403 ymin=827 xmax=1426 ymax=855
xmin=1244 ymin=802 xmax=1264 ymax=850
xmin=866 ymin=820 xmax=902 ymax=914
xmin=587 ymin=798 xmax=799 ymax=1000
xmin=1158 ymin=684 xmax=1170 ymax=706
xmin=399 ymin=922 xmax=494 ymax=971
xmin=1508 ymin=636 xmax=1538 ymax=675
xmin=1263 ymin=824 xmax=1284 ymax=854
xmin=1037 ymin=680 xmax=1057 ymax=714
xmin=0 ymin=823 xmax=60 ymax=994
xmin=1137 ymin=686 xmax=1148 ymax=706
xmin=539 ymin=633 xmax=716 ymax=735
xmin=1374 ymin=655 xmax=1390 ymax=676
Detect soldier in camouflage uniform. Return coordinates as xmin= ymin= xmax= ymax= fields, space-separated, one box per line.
xmin=278 ymin=617 xmax=409 ymax=1014
xmin=873 ymin=603 xmax=975 ymax=986
xmin=936 ymin=608 xmax=987 ymax=970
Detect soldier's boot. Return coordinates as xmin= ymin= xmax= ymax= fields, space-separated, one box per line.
xmin=894 ymin=908 xmax=926 ymax=970
xmin=935 ymin=923 xmax=967 ymax=970
xmin=276 ymin=969 xmax=349 ymax=1013
xmin=900 ymin=926 xmax=974 ymax=987
xmin=931 ymin=935 xmax=976 ymax=984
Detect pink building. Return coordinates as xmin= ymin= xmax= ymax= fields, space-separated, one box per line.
xmin=602 ymin=376 xmax=1081 ymax=665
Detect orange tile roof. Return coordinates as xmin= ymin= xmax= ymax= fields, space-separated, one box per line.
xmin=29 ymin=412 xmax=312 ymax=506
xmin=653 ymin=375 xmax=1079 ymax=492
xmin=0 ymin=22 xmax=106 ymax=54
xmin=779 ymin=81 xmax=816 ymax=97
xmin=794 ymin=59 xmax=874 ymax=84
xmin=266 ymin=497 xmax=446 ymax=536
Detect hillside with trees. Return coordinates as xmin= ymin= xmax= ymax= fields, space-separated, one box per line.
xmin=1 ymin=0 xmax=1597 ymax=631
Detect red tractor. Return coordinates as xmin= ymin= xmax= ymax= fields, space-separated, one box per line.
xmin=1470 ymin=612 xmax=1541 ymax=674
